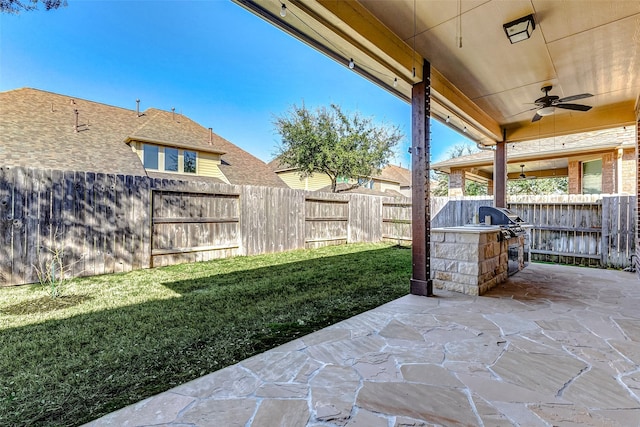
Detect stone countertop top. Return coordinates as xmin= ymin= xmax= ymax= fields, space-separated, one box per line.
xmin=432 ymin=225 xmax=502 ymax=234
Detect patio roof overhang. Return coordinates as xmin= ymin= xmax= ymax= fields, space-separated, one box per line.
xmin=232 ymin=0 xmax=639 ymax=145
xmin=232 ymin=0 xmax=640 ymax=293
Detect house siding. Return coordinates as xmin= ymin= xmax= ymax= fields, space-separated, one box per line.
xmin=380 ymin=181 xmax=400 ymax=193
xmin=199 ymin=152 xmax=229 ymax=183
xmin=278 ymin=170 xmax=307 ymax=190
xmin=306 ymin=173 xmax=332 ymax=190
xmin=278 ymin=171 xmax=332 ymax=191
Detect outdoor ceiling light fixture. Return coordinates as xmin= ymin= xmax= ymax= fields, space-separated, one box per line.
xmin=279 ymin=3 xmax=286 ymax=17
xmin=503 ymin=14 xmax=535 ymax=44
xmin=537 ymin=106 xmax=556 ymax=116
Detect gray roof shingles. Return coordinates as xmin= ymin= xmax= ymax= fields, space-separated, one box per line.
xmin=0 ymin=88 xmax=287 ymax=188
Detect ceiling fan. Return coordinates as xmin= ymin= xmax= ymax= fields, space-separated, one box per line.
xmin=519 ymin=164 xmax=536 ymax=180
xmin=530 ymin=85 xmax=593 ymax=122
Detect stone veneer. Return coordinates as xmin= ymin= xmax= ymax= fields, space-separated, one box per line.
xmin=431 ymin=226 xmax=524 ymax=295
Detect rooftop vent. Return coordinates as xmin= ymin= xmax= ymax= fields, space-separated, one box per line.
xmin=136 ymin=99 xmax=140 ymax=117
xmin=209 ymin=127 xmax=213 ymax=145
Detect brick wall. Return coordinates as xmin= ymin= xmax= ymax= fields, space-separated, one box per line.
xmin=602 ymin=152 xmax=616 ymax=194
xmin=568 ymin=160 xmax=581 ymax=194
xmin=622 ymin=148 xmax=636 ymax=194
xmin=448 ymin=169 xmax=465 ymax=196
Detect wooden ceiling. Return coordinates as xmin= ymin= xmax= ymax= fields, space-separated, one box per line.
xmin=233 ymin=0 xmax=639 ymax=145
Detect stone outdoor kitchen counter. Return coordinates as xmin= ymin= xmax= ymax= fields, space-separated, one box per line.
xmin=431 ymin=225 xmax=526 ymax=296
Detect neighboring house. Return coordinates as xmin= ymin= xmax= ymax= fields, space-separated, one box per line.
xmin=0 ymin=88 xmax=287 ymax=188
xmin=379 ymin=163 xmax=412 ymax=197
xmin=431 ymin=127 xmax=636 ymax=196
xmin=268 ymin=158 xmax=411 ymax=197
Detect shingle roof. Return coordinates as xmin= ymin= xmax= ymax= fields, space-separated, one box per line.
xmin=127 ymin=109 xmax=226 ymax=155
xmin=0 ymin=88 xmax=287 ymax=187
xmin=267 ymin=157 xmax=296 ymax=173
xmin=379 ymin=164 xmax=411 ymax=187
xmin=1 ymin=88 xmax=144 ymax=175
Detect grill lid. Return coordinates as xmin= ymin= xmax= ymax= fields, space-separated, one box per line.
xmin=478 ymin=206 xmax=523 ymax=225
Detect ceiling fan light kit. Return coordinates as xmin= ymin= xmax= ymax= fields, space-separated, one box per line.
xmin=530 ymin=85 xmax=593 ymax=122
xmin=537 ymin=106 xmax=555 ymax=116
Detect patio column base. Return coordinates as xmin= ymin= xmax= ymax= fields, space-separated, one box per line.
xmin=410 ymin=278 xmax=433 ymax=296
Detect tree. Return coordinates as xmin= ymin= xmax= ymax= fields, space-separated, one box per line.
xmin=508 ymin=177 xmax=568 ymax=195
xmin=273 ymin=103 xmax=403 ymax=192
xmin=1 ymin=0 xmax=65 ymax=14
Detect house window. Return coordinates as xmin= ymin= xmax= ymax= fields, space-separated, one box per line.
xmin=184 ymin=150 xmax=197 ymax=173
xmin=140 ymin=143 xmax=197 ymax=174
xmin=358 ymin=178 xmax=373 ymax=189
xmin=582 ymin=159 xmax=602 ymax=194
xmin=143 ymin=144 xmax=159 ymax=170
xmin=165 ymin=147 xmax=179 ymax=172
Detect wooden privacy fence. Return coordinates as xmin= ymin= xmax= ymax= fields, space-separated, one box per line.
xmin=0 ymin=167 xmax=150 ymax=287
xmin=0 ymin=167 xmax=406 ymax=286
xmin=431 ymin=195 xmax=636 ymax=269
xmin=151 ymin=189 xmax=241 ymax=267
xmin=509 ymin=195 xmax=635 ymax=268
xmin=1 ymin=167 xmax=635 ymax=286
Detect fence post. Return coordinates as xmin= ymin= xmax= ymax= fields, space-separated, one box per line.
xmin=601 ymin=196 xmax=610 ymax=267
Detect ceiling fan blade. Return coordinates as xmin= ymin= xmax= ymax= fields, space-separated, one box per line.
xmin=506 ymin=106 xmax=538 ymax=119
xmin=557 ymin=93 xmax=593 ymax=103
xmin=531 ymin=113 xmax=542 ymax=122
xmin=555 ymin=103 xmax=592 ymax=111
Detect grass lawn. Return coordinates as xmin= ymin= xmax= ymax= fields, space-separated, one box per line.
xmin=0 ymin=242 xmax=411 ymax=426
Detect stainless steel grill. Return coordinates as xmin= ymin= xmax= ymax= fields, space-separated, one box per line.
xmin=478 ymin=206 xmax=526 ymax=236
xmin=478 ymin=206 xmax=530 ymax=275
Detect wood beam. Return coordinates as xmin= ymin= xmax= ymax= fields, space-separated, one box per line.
xmin=410 ymin=59 xmax=433 ymax=297
xmin=507 ymin=168 xmax=569 ymax=180
xmin=494 ymin=139 xmax=507 ymax=208
xmin=467 ymin=168 xmax=492 ymax=180
xmin=315 ymin=0 xmax=422 ymax=83
xmin=635 ymin=100 xmax=640 ymax=277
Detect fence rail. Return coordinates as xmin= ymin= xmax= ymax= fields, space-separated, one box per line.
xmin=0 ymin=166 xmax=635 ymax=286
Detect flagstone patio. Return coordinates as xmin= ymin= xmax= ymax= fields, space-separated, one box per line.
xmin=85 ymin=263 xmax=640 ymax=426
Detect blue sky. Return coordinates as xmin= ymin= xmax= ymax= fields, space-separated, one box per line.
xmin=1 ymin=0 xmax=470 ymax=166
